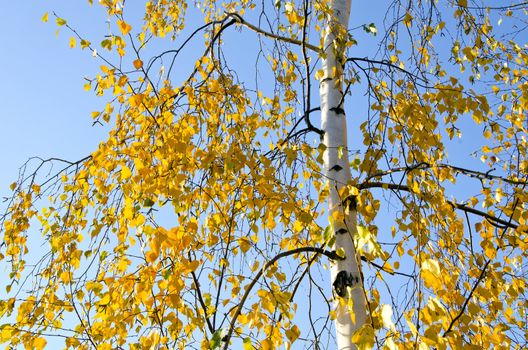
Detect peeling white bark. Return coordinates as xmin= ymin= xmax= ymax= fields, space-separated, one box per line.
xmin=319 ymin=0 xmax=368 ymax=348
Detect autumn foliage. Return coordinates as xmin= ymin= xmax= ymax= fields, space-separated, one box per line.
xmin=1 ymin=0 xmax=528 ymax=349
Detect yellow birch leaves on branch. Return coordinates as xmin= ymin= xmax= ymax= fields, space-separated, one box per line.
xmin=1 ymin=1 xmax=527 ymax=349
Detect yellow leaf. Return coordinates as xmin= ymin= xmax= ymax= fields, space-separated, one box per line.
xmin=129 ymin=93 xmax=144 ymax=107
xmin=33 ymin=337 xmax=47 ymax=350
xmin=120 ymin=165 xmax=132 ymax=180
xmin=42 ymin=12 xmax=49 ymax=23
xmin=405 ymin=311 xmax=418 ymax=336
xmin=132 ymin=214 xmax=145 ymax=227
xmin=380 ymin=304 xmax=395 ymax=330
xmin=69 ymin=37 xmax=76 ymax=48
xmin=411 ymin=181 xmax=420 ymax=194
xmin=261 ymin=339 xmax=273 ymax=350
xmin=101 ymin=39 xmax=112 ymax=51
xmin=117 ymin=20 xmax=132 ymax=36
xmin=382 ymin=261 xmax=394 ymax=274
xmin=0 ymin=326 xmax=13 ymax=341
xmin=349 ymin=185 xmax=359 ymax=196
xmin=492 ymin=85 xmax=500 ymax=95
xmin=184 ymin=260 xmax=200 ymax=273
xmin=238 ymin=237 xmax=251 ymax=253
xmin=242 ymin=337 xmax=253 ymax=350
xmin=133 ymin=59 xmax=143 ymax=69
xmin=484 ymin=242 xmax=496 ymax=259
xmin=146 ymin=250 xmax=158 ymax=263
xmin=31 ymin=184 xmax=41 ymax=194
xmin=56 ymin=17 xmax=67 ymax=26
xmin=98 ymin=294 xmax=110 ymax=306
xmin=60 ymin=271 xmax=71 ymax=283
xmin=422 ymin=259 xmax=440 ymax=275
xmin=351 ymin=324 xmax=375 ymax=350
xmin=293 ymin=220 xmax=303 ymax=232
xmin=462 ymin=46 xmax=475 ymax=60
xmin=117 ymin=75 xmax=128 ymax=86
xmin=421 ymin=259 xmax=442 ymax=290
xmin=97 ymin=343 xmax=112 ymax=350
xmin=285 ymin=325 xmax=300 ymax=342
xmin=80 ymin=39 xmax=91 ymax=49
xmin=403 ymin=12 xmax=413 ymax=27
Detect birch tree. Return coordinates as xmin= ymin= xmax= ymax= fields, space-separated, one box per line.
xmin=1 ymin=1 xmax=528 ymax=349
xmin=320 ymin=0 xmax=368 ymax=347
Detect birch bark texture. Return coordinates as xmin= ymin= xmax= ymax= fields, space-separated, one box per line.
xmin=319 ymin=0 xmax=368 ymax=348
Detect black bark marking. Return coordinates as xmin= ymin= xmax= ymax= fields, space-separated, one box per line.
xmin=333 ymin=271 xmax=360 ymax=297
xmin=342 ymin=195 xmax=357 ymax=211
xmin=335 ymin=228 xmax=348 ymax=235
xmin=330 ymin=164 xmax=343 ymax=172
xmin=320 ymin=77 xmax=333 ymax=84
xmin=329 ymin=250 xmax=344 ymax=260
xmin=330 ymin=107 xmax=345 ymax=115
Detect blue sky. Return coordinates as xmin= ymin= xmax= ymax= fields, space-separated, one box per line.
xmin=0 ymin=2 xmax=111 ymax=346
xmin=0 ymin=1 xmax=109 ymax=198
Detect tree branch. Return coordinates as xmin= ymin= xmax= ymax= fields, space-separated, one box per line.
xmin=346 ymin=56 xmax=429 ymax=84
xmin=443 ymin=194 xmax=523 ymax=336
xmin=360 ymin=256 xmax=415 ymax=279
xmin=226 ymin=13 xmax=321 ymax=53
xmin=463 ymin=1 xmax=528 ymax=10
xmin=358 ymin=181 xmax=524 ymax=232
xmin=222 ymin=247 xmax=341 ymax=349
xmin=366 ymin=162 xmax=528 ymax=186
xmin=189 ymin=259 xmax=215 ymax=334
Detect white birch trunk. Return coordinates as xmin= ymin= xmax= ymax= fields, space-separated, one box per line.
xmin=319 ymin=0 xmax=368 ymax=348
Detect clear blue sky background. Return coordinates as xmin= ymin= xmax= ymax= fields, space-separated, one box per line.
xmin=0 ymin=2 xmax=111 ymax=345
xmin=0 ymin=1 xmax=110 ymax=199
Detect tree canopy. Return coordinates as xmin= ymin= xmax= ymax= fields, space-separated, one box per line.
xmin=1 ymin=0 xmax=528 ymax=349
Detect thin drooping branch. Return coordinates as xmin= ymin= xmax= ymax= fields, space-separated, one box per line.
xmin=278 ymin=246 xmax=328 ymax=324
xmin=290 ymin=107 xmax=324 ymax=139
xmin=444 ymin=193 xmax=523 ymax=335
xmin=359 ymin=256 xmax=415 ymax=279
xmin=167 ymin=17 xmax=238 ymax=103
xmin=463 ymin=1 xmax=528 ymax=10
xmin=346 ymin=56 xmax=429 ymax=84
xmin=20 ymin=156 xmax=93 ymax=190
xmin=225 ymin=12 xmax=321 ymax=53
xmin=147 ymin=18 xmax=227 ymax=77
xmin=300 ymin=0 xmax=323 ymax=138
xmin=190 ymin=264 xmax=215 ymax=334
xmin=358 ymin=181 xmax=524 ymax=232
xmin=366 ymin=162 xmax=528 ymax=186
xmin=270 ymin=107 xmax=322 ymax=154
xmin=222 ymin=247 xmax=342 ymax=349
xmin=212 ymin=191 xmax=240 ymax=330
xmin=452 ymin=202 xmax=520 ymax=231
